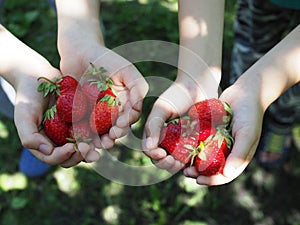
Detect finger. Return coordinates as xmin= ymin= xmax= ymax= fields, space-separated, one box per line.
xmin=196 ymin=174 xmax=229 ymax=186
xmin=153 ymin=155 xmax=176 ymax=171
xmin=100 ymin=134 xmax=115 ymax=149
xmin=115 ymin=66 xmax=148 ymax=112
xmin=183 ymin=166 xmax=200 ymax=178
xmin=144 ymin=105 xmax=168 ymax=150
xmin=128 ymin=77 xmax=148 ymax=112
xmin=30 ymin=143 xmax=76 ymax=165
xmin=84 ymin=149 xmax=101 ymax=162
xmin=109 ymin=125 xmax=129 ymax=140
xmin=116 ymin=102 xmax=141 ymax=128
xmin=143 ymin=147 xmax=167 ymax=160
xmin=77 ymin=142 xmax=100 ymax=162
xmin=222 ymin=126 xmax=259 ymax=178
xmin=167 ymin=160 xmax=185 ymax=174
xmin=142 ymin=132 xmax=167 ymax=160
xmin=60 ymin=151 xmax=84 ymax=168
xmin=15 ymin=115 xmax=54 ymax=155
xmin=92 ymin=136 xmax=103 ymax=149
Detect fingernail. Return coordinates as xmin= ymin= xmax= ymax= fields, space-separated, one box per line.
xmin=146 ymin=137 xmax=154 ymax=149
xmin=223 ymin=165 xmax=235 ymax=177
xmin=133 ymin=99 xmax=142 ymax=112
xmin=39 ymin=144 xmax=51 ymax=155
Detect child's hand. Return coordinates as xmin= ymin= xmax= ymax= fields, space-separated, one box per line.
xmin=143 ymin=78 xmax=208 ymax=174
xmin=58 ymin=38 xmax=148 ymax=149
xmin=183 ymin=84 xmax=264 ymax=185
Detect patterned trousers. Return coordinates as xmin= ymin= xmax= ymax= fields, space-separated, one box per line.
xmin=229 ymin=0 xmax=300 ymax=125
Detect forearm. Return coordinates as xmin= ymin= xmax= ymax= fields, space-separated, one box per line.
xmin=0 ymin=25 xmax=58 ymax=87
xmin=235 ymin=25 xmax=300 ymax=111
xmin=177 ymin=0 xmax=225 ymax=100
xmin=56 ymin=0 xmax=103 ymax=45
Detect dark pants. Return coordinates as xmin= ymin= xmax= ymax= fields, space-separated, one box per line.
xmin=230 ymin=0 xmax=300 ymax=126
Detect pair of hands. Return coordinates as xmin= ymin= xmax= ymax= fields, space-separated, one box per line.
xmin=14 ymin=35 xmax=148 ymax=168
xmin=14 ymin=33 xmax=264 ymax=185
xmin=143 ymin=76 xmax=265 ymax=185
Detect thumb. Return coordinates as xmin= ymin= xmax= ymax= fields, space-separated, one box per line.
xmin=222 ymin=130 xmax=259 ymax=178
xmin=15 ymin=117 xmax=54 ymax=155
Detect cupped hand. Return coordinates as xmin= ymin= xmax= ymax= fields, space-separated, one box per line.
xmin=183 ymin=84 xmax=264 ymax=185
xmin=58 ymin=38 xmax=148 ymax=149
xmin=13 ymin=65 xmax=99 ymax=167
xmin=143 ymin=76 xmax=207 ymax=174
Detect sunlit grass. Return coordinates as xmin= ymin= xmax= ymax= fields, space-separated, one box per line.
xmin=53 ymin=167 xmax=80 ymax=196
xmin=0 ymin=120 xmax=9 ymax=139
xmin=0 ymin=172 xmax=27 ymax=191
xmin=102 ymin=205 xmax=121 ymax=224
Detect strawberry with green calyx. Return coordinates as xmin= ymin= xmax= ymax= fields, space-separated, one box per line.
xmin=188 ymin=98 xmax=233 ymax=128
xmin=56 ymin=89 xmax=88 ymax=123
xmin=89 ymin=94 xmax=119 ymax=135
xmin=43 ymin=105 xmax=71 ymax=146
xmin=192 ymin=127 xmax=234 ymax=176
xmin=37 ymin=75 xmax=79 ymax=98
xmin=82 ymin=63 xmax=117 ymax=108
xmin=67 ymin=121 xmax=93 ymax=144
xmin=159 ymin=116 xmax=201 ymax=164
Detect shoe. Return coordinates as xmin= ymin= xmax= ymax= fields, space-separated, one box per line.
xmin=19 ymin=147 xmax=51 ymax=178
xmin=256 ymin=122 xmax=292 ymax=168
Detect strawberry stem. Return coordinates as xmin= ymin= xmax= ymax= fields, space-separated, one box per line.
xmin=37 ymin=76 xmax=56 ymax=85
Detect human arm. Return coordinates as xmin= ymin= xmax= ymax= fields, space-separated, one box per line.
xmin=0 ymin=24 xmax=97 ymax=167
xmin=143 ymin=0 xmax=225 ymax=173
xmin=55 ymin=0 xmax=148 ymax=149
xmin=184 ymin=25 xmax=300 ymax=185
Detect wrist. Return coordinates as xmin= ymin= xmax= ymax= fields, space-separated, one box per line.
xmin=56 ymin=0 xmax=104 ymax=48
xmin=176 ymin=66 xmax=221 ymax=102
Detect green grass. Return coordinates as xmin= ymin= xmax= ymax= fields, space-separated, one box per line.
xmin=1 ymin=1 xmax=300 ymax=225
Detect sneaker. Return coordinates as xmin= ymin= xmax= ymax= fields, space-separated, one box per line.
xmin=256 ymin=121 xmax=292 ymax=168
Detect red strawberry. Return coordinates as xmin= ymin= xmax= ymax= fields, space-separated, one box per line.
xmin=68 ymin=121 xmax=92 ymax=143
xmin=198 ymin=126 xmax=216 ymax=142
xmin=188 ymin=98 xmax=232 ymax=127
xmin=43 ymin=105 xmax=71 ymax=146
xmin=160 ymin=119 xmax=182 ymax=153
xmin=37 ymin=75 xmax=79 ymax=98
xmin=159 ymin=117 xmax=199 ymax=164
xmin=193 ymin=129 xmax=233 ymax=176
xmin=82 ymin=80 xmax=116 ymax=109
xmin=82 ymin=63 xmax=116 ymax=109
xmin=56 ymin=90 xmax=88 ymax=123
xmin=89 ymin=95 xmax=119 ymax=135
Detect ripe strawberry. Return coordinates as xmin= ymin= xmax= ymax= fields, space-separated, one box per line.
xmin=198 ymin=126 xmax=216 ymax=142
xmin=68 ymin=121 xmax=92 ymax=143
xmin=43 ymin=105 xmax=71 ymax=146
xmin=82 ymin=80 xmax=116 ymax=108
xmin=188 ymin=98 xmax=232 ymax=127
xmin=89 ymin=95 xmax=119 ymax=135
xmin=56 ymin=90 xmax=88 ymax=123
xmin=82 ymin=63 xmax=116 ymax=109
xmin=159 ymin=117 xmax=199 ymax=164
xmin=160 ymin=119 xmax=183 ymax=156
xmin=193 ymin=129 xmax=233 ymax=176
xmin=37 ymin=75 xmax=79 ymax=98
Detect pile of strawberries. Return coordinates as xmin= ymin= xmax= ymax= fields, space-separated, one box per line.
xmin=159 ymin=98 xmax=234 ymax=176
xmin=37 ymin=64 xmax=119 ymax=146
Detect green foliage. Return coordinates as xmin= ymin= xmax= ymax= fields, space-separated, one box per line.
xmin=1 ymin=0 xmax=59 ymax=66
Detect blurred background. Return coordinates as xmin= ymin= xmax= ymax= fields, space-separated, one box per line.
xmin=0 ymin=0 xmax=300 ymax=224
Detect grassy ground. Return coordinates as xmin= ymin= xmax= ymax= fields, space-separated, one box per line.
xmin=1 ymin=1 xmax=300 ymax=225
